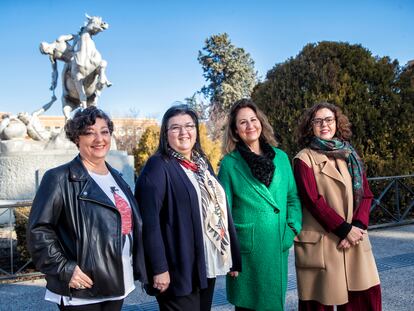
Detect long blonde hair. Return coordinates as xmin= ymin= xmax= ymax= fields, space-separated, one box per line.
xmin=222 ymin=98 xmax=278 ymax=155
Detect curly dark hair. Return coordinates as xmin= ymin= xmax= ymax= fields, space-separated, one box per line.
xmin=64 ymin=106 xmax=114 ymax=146
xmin=297 ymin=102 xmax=352 ymax=148
xmin=223 ymin=98 xmax=278 ymax=154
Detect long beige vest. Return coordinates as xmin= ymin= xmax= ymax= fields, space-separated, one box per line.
xmin=294 ymin=148 xmax=380 ymax=305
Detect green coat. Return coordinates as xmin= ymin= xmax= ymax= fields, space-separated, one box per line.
xmin=218 ymin=148 xmax=302 ymax=311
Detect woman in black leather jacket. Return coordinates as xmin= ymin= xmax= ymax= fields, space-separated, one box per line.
xmin=27 ymin=107 xmax=147 ymax=311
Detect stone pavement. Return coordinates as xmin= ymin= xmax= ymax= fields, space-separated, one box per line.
xmin=1 ymin=224 xmax=413 ymax=311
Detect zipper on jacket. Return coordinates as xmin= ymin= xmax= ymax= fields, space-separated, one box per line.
xmin=78 ymin=196 xmax=126 ymax=293
xmin=79 ymin=197 xmax=118 ymax=210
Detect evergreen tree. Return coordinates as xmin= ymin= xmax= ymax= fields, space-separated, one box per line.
xmin=391 ymin=62 xmax=414 ymax=173
xmin=198 ymin=33 xmax=257 ymax=138
xmin=184 ymin=92 xmax=210 ymax=121
xmin=253 ymin=41 xmax=414 ymax=176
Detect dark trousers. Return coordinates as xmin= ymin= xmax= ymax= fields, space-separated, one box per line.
xmin=57 ymin=299 xmax=124 ymax=311
xmin=156 ymin=278 xmax=216 ymax=311
xmin=235 ymin=307 xmax=255 ymax=311
xmin=298 ymin=284 xmax=382 ymax=311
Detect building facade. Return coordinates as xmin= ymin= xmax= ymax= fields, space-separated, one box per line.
xmin=0 ymin=112 xmax=158 ymax=151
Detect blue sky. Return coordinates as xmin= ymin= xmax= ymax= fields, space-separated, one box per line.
xmin=1 ymin=0 xmax=413 ymax=119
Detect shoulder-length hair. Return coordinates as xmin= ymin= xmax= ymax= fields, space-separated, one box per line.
xmin=158 ymin=104 xmax=206 ymax=157
xmin=297 ymin=102 xmax=352 ymax=148
xmin=222 ymin=98 xmax=278 ymax=155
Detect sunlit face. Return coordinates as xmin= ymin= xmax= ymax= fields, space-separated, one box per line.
xmin=312 ymin=108 xmax=337 ymax=140
xmin=235 ymin=107 xmax=262 ymax=146
xmin=167 ymin=114 xmax=197 ymax=159
xmin=77 ymin=118 xmax=111 ymax=163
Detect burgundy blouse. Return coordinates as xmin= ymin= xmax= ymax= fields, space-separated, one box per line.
xmin=294 ymin=159 xmax=374 ymax=239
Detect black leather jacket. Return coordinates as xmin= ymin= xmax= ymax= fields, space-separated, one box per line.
xmin=27 ymin=155 xmax=147 ymax=298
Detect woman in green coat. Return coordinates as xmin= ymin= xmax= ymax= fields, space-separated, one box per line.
xmin=218 ymin=99 xmax=302 ymax=311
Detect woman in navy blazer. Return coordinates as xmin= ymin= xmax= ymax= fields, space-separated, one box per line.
xmin=135 ymin=104 xmax=241 ymax=311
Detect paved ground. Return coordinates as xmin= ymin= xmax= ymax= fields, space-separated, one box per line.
xmin=1 ymin=224 xmax=413 ymax=311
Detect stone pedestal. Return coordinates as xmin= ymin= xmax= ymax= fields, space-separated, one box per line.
xmin=0 ymin=149 xmax=135 ymax=200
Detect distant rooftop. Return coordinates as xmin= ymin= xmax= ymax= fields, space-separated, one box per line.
xmin=0 ymin=112 xmax=158 ymax=138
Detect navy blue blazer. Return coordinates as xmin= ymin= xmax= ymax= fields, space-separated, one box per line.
xmin=135 ymin=152 xmax=241 ymax=296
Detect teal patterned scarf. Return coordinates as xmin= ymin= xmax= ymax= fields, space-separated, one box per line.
xmin=309 ymin=137 xmax=365 ymax=209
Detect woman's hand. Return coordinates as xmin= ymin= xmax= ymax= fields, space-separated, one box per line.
xmin=69 ymin=265 xmax=93 ymax=289
xmin=337 ymin=238 xmax=351 ymax=249
xmin=153 ymin=271 xmax=170 ymax=293
xmin=346 ymin=226 xmax=366 ymax=246
xmin=228 ymin=271 xmax=239 ymax=278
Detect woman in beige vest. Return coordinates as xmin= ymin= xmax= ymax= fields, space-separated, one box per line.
xmin=293 ymin=102 xmax=381 ymax=310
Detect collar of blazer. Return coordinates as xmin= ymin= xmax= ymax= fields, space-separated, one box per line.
xmin=308 ymin=148 xmax=348 ymax=187
xmin=69 ymin=154 xmax=132 ymax=210
xmin=229 ymin=151 xmax=279 ymax=212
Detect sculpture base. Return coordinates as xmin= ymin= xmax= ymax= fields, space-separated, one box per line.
xmin=0 ymin=150 xmax=135 ymax=200
xmin=0 ymin=139 xmax=46 ymax=153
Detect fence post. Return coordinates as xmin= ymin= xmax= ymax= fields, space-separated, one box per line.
xmin=8 ymin=207 xmax=13 ymax=275
xmin=395 ymin=179 xmax=401 ymax=221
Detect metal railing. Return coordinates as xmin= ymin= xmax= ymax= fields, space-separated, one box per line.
xmin=0 ymin=175 xmax=413 ymax=280
xmin=368 ymin=174 xmax=414 ymax=228
xmin=0 ymin=200 xmax=41 ymax=281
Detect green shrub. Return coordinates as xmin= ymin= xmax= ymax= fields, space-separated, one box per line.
xmin=14 ymin=207 xmax=31 ymax=266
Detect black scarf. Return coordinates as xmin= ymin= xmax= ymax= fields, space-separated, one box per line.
xmin=236 ymin=140 xmax=276 ymax=187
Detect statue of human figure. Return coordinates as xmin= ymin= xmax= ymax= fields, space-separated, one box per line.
xmin=0 ymin=101 xmax=53 ymax=141
xmin=40 ymin=15 xmax=111 ymax=120
xmin=40 ymin=34 xmax=76 ymax=92
xmin=17 ymin=110 xmax=51 ymax=141
xmin=0 ymin=114 xmax=11 ymax=138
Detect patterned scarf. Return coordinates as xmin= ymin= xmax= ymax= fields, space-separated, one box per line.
xmin=309 ymin=137 xmax=365 ymax=209
xmin=236 ymin=139 xmax=276 ymax=187
xmin=168 ymin=148 xmax=231 ymax=262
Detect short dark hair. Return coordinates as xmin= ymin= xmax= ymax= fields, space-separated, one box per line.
xmin=158 ymin=104 xmax=205 ymax=157
xmin=223 ymin=98 xmax=278 ymax=154
xmin=64 ymin=106 xmax=114 ymax=145
xmin=297 ymin=102 xmax=352 ymax=148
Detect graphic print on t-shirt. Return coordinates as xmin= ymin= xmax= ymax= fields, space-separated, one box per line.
xmin=111 ymin=186 xmax=132 ymax=235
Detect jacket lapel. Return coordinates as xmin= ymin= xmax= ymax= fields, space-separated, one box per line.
xmin=69 ymin=154 xmax=116 ymax=209
xmin=232 ymin=152 xmax=279 ymax=211
xmin=310 ymin=149 xmax=346 ymax=187
xmin=79 ymin=179 xmax=116 ymax=209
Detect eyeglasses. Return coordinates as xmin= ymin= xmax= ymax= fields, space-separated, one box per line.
xmin=167 ymin=123 xmax=196 ymax=134
xmin=311 ymin=116 xmax=336 ymax=127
